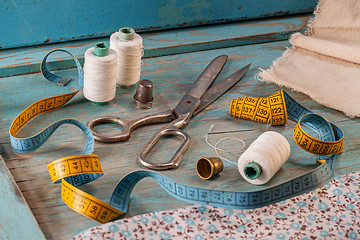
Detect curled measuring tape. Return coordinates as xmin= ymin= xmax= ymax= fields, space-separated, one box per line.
xmin=111 ymin=91 xmax=343 ymax=211
xmin=8 ymin=49 xmax=121 ymax=222
xmin=9 ymin=51 xmax=343 ymax=224
xmin=229 ymin=90 xmax=343 ymax=160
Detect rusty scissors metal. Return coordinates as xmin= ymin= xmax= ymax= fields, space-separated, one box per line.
xmin=87 ymin=55 xmax=250 ymax=170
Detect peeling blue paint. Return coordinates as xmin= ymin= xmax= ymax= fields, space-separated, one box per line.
xmin=0 ymin=0 xmax=317 ymax=50
xmin=0 ymin=157 xmax=46 ymax=239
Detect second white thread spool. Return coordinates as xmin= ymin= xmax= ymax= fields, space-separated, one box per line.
xmin=110 ymin=27 xmax=143 ymax=87
xmin=83 ymin=42 xmax=117 ymax=104
xmin=238 ymin=131 xmax=290 ymax=185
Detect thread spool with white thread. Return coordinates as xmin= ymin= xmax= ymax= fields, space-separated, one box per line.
xmin=238 ymin=131 xmax=290 ymax=185
xmin=110 ymin=27 xmax=143 ymax=87
xmin=83 ymin=42 xmax=117 ymax=104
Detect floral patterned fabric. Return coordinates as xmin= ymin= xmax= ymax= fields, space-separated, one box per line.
xmin=74 ymin=172 xmax=360 ymax=240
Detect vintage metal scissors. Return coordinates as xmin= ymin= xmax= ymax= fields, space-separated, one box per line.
xmin=87 ymin=55 xmax=250 ymax=170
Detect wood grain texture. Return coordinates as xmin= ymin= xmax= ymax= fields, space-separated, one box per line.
xmin=0 ymin=155 xmax=45 ymax=240
xmin=1 ymin=40 xmax=359 ymax=239
xmin=0 ymin=14 xmax=312 ymax=78
xmin=0 ymin=0 xmax=317 ymax=49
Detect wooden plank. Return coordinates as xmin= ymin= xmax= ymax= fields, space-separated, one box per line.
xmin=0 ymin=0 xmax=317 ymax=49
xmin=0 ymin=154 xmax=46 ymax=240
xmin=0 ymin=14 xmax=312 ymax=78
xmin=1 ymin=40 xmax=359 ymax=239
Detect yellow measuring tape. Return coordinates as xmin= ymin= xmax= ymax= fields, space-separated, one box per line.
xmin=49 ymin=155 xmax=124 ymax=223
xmin=230 ymin=90 xmax=287 ymax=126
xmin=9 ymin=91 xmax=76 ymax=140
xmin=229 ymin=90 xmax=343 ymax=156
xmin=9 ymin=50 xmax=344 ymax=224
xmin=9 ymin=49 xmax=124 ymax=223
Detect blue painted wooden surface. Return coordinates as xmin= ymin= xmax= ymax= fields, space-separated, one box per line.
xmin=1 ymin=38 xmax=359 ymax=239
xmin=0 ymin=155 xmax=46 ymax=240
xmin=0 ymin=0 xmax=318 ymax=49
xmin=0 ymin=14 xmax=311 ymax=78
xmin=1 ymin=1 xmax=359 ymax=238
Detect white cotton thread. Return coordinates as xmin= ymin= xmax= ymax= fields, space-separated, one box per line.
xmin=83 ymin=45 xmax=117 ymax=103
xmin=206 ymin=125 xmax=245 ymax=165
xmin=238 ymin=131 xmax=290 ymax=185
xmin=110 ymin=27 xmax=144 ymax=86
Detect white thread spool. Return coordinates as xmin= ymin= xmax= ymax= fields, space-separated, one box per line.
xmin=110 ymin=27 xmax=143 ymax=87
xmin=83 ymin=42 xmax=117 ymax=104
xmin=238 ymin=131 xmax=290 ymax=185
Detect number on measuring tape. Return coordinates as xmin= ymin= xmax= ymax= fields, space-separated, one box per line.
xmin=229 ymin=90 xmax=343 ymax=157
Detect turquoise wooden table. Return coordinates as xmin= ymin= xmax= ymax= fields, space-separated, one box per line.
xmin=1 ymin=1 xmax=359 ymax=239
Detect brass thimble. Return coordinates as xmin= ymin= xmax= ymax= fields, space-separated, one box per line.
xmin=196 ymin=157 xmax=223 ymax=180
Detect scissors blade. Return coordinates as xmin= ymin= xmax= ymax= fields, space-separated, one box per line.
xmin=174 ymin=55 xmax=228 ymax=117
xmin=194 ymin=63 xmax=251 ymax=115
xmin=187 ymin=55 xmax=228 ymax=99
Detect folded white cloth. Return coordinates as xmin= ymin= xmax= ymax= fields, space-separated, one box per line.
xmin=258 ymin=0 xmax=360 ymax=117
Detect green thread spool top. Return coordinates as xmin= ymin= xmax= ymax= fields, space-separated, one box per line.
xmin=244 ymin=162 xmax=262 ymax=179
xmin=119 ymin=27 xmax=135 ymax=41
xmin=93 ymin=42 xmax=109 ymax=57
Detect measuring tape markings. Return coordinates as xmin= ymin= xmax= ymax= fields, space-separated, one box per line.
xmin=47 ymin=150 xmax=124 ymax=223
xmin=230 ymin=90 xmax=343 ymax=161
xmin=47 ymin=154 xmax=102 ymax=184
xmin=268 ymin=90 xmax=288 ymax=125
xmin=70 ymin=90 xmax=341 ymax=220
xmin=283 ymin=91 xmax=343 ymax=160
xmin=108 ymin=164 xmax=332 ymax=211
xmin=9 ymin=50 xmax=344 ymax=224
xmin=228 ymin=90 xmax=343 ymax=201
xmin=8 ymin=49 xmax=116 ymax=222
xmin=62 ymin=179 xmax=123 ymax=223
xmin=230 ymin=91 xmax=288 ymax=126
xmin=8 ymin=49 xmax=129 ymax=223
xmin=9 ymin=49 xmax=85 ymax=154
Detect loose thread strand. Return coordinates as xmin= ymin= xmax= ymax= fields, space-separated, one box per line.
xmin=205 ymin=125 xmax=246 ymax=165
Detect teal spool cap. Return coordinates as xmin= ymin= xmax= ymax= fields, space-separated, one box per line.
xmin=244 ymin=162 xmax=262 ymax=179
xmin=92 ymin=101 xmax=107 ymax=106
xmin=91 ymin=42 xmax=110 ymax=106
xmin=119 ymin=27 xmax=135 ymax=41
xmin=93 ymin=42 xmax=109 ymax=57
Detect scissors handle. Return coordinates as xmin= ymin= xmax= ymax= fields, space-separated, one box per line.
xmin=87 ymin=110 xmax=173 ymax=143
xmin=138 ymin=116 xmax=191 ymax=170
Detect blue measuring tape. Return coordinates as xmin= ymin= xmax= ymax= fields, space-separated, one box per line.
xmin=9 ymin=49 xmax=343 ymax=223
xmin=110 ymin=92 xmax=341 ymax=211
xmin=9 ymin=50 xmax=100 ymax=189
xmin=10 ymin=49 xmax=92 ymax=154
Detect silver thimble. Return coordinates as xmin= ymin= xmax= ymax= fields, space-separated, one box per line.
xmin=134 ymin=79 xmax=153 ymax=109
